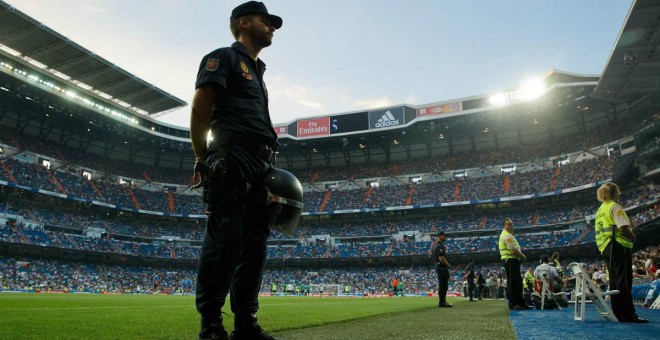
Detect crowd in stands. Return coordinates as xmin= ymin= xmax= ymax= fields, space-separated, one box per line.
xmin=267 ymin=227 xmax=590 ymax=260
xmin=0 ymin=126 xmax=190 ymax=185
xmin=0 ymin=150 xmax=633 ymax=215
xmin=0 ymin=256 xmax=193 ymax=294
xmin=317 ymin=155 xmax=630 ymax=211
xmin=0 ymin=184 xmax=657 ymax=263
xmin=295 ymin=120 xmax=633 ymax=184
xmin=0 ymin=119 xmax=636 ymax=216
xmin=4 ymin=200 xmax=656 ymax=262
xmin=2 ymin=243 xmax=656 ymax=296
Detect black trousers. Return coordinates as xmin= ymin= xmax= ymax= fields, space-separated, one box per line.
xmin=504 ymin=258 xmax=525 ymax=307
xmin=436 ymin=266 xmax=449 ymax=303
xmin=602 ymin=241 xmax=638 ymax=321
xmin=467 ymin=279 xmax=475 ymax=300
xmin=196 ymin=146 xmax=271 ymax=320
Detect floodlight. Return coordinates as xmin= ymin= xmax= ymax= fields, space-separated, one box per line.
xmin=519 ymin=78 xmax=545 ymax=101
xmin=489 ymin=93 xmax=506 ymax=106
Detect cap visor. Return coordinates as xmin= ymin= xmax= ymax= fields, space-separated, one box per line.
xmin=268 ymin=14 xmax=282 ymax=29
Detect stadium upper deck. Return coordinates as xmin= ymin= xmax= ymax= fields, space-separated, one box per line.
xmin=0 ymin=0 xmax=658 ymax=176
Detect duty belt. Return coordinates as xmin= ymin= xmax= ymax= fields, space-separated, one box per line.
xmin=231 ymin=132 xmax=276 ymax=161
xmin=211 ymin=130 xmax=277 ymax=162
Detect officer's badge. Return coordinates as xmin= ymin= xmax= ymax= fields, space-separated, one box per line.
xmin=205 ymin=58 xmax=219 ymax=72
xmin=240 ymin=61 xmax=249 ymax=73
xmin=242 ymin=72 xmax=253 ymax=80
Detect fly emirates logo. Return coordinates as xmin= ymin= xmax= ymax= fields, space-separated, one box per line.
xmin=297 ymin=118 xmax=330 ymax=137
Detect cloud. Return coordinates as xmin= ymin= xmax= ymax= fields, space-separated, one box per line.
xmin=352 ymin=97 xmax=393 ymax=109
xmin=267 ymin=77 xmax=325 ymax=110
xmin=297 ymin=99 xmax=323 ymax=109
xmin=82 ymin=4 xmax=107 ymax=14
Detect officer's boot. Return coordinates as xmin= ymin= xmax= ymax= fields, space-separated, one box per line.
xmin=199 ymin=316 xmax=228 ymax=340
xmin=230 ymin=313 xmax=281 ymax=340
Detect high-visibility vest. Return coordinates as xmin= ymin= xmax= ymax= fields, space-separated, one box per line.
xmin=595 ymin=201 xmax=633 ymax=253
xmin=499 ymin=229 xmax=519 ymax=260
xmin=524 ymin=271 xmax=535 ymax=288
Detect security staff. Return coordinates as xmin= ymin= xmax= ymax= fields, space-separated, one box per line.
xmin=433 ymin=232 xmax=453 ymax=307
xmin=524 ymin=267 xmax=535 ymax=292
xmin=464 ymin=258 xmax=475 ymax=301
xmin=523 ymin=267 xmax=535 ymax=304
xmin=499 ymin=218 xmax=531 ymax=310
xmin=190 ymin=2 xmax=284 ymax=339
xmin=550 ymin=252 xmax=564 ymax=279
xmin=594 ymin=182 xmax=648 ymax=323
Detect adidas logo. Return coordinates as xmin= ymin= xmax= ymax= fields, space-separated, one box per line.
xmin=375 ymin=111 xmax=400 ymax=127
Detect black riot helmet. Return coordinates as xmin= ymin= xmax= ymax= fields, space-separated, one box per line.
xmin=263 ymin=167 xmax=304 ymax=235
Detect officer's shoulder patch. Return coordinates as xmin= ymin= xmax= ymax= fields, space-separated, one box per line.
xmin=616 ymin=209 xmax=625 ymax=217
xmin=205 ymin=58 xmax=219 ymax=72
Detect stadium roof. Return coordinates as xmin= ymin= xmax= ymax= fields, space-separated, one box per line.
xmin=0 ymin=1 xmax=187 ymax=116
xmin=594 ymin=0 xmax=660 ymax=102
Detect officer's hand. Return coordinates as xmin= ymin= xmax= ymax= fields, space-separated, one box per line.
xmin=191 ymin=160 xmax=204 ymax=189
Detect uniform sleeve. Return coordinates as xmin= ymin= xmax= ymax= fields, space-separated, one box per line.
xmin=610 ymin=204 xmax=631 ymax=228
xmin=503 ymin=234 xmax=517 ymax=250
xmin=195 ymin=51 xmax=229 ymax=90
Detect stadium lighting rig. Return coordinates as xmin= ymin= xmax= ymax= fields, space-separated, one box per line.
xmin=0 ymin=61 xmax=140 ymax=126
xmin=489 ymin=77 xmax=547 ymax=107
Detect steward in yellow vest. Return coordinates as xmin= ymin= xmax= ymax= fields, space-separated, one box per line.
xmin=594 ymin=182 xmax=647 ymax=323
xmin=499 ymin=218 xmax=530 ymax=310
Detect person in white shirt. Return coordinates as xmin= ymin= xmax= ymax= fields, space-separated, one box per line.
xmin=534 ymin=255 xmax=562 ymax=293
xmin=592 ymin=265 xmax=608 ymax=291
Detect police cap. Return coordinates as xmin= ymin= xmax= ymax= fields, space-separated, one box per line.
xmin=230 ymin=1 xmax=283 ymax=29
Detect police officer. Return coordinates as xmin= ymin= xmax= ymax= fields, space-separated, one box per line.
xmin=190 ymin=2 xmax=284 ymax=339
xmin=499 ymin=218 xmax=531 ymax=310
xmin=464 ymin=258 xmax=475 ymax=301
xmin=433 ymin=232 xmax=452 ymax=307
xmin=594 ymin=182 xmax=649 ymax=323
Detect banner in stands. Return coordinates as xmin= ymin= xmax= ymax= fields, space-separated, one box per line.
xmin=416 ymin=102 xmax=463 ymax=117
xmin=273 ymin=125 xmax=288 ymax=135
xmin=330 ymin=111 xmax=368 ymax=134
xmin=368 ymin=107 xmax=404 ymax=130
xmin=297 ymin=117 xmax=330 ymax=138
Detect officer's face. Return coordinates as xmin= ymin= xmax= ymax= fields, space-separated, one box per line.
xmin=504 ymin=220 xmax=514 ymax=232
xmin=246 ymin=15 xmax=275 ymax=48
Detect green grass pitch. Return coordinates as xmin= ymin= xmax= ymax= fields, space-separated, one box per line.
xmin=0 ymin=293 xmax=516 ymax=339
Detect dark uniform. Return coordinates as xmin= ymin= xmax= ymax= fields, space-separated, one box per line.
xmin=194 ymin=39 xmax=279 ymax=339
xmin=465 ymin=260 xmax=475 ymax=301
xmin=433 ymin=235 xmax=451 ymax=307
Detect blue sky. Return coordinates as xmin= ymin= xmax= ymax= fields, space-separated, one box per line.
xmin=7 ymin=0 xmax=632 ymax=128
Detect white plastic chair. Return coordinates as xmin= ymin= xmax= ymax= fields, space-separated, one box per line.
xmin=569 ymin=262 xmax=619 ymax=321
xmin=537 ymin=275 xmax=565 ymax=310
xmin=651 ymin=295 xmax=660 ymax=309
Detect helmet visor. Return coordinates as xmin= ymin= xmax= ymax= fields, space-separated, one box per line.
xmin=267 ymin=191 xmax=303 ymax=236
